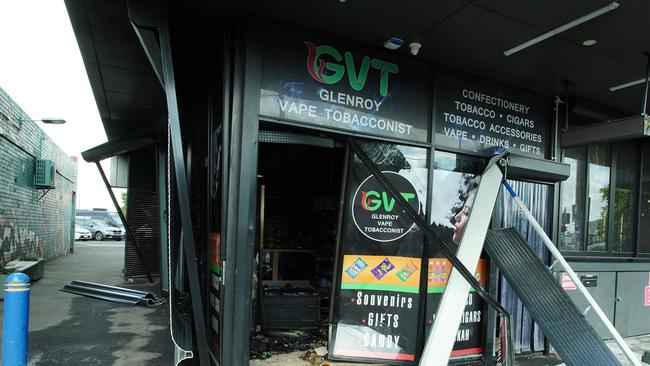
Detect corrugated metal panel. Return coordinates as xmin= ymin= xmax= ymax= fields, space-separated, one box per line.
xmin=61 ymin=280 xmax=164 ymax=306
xmin=493 ymin=180 xmax=551 ymax=353
xmin=125 ymin=189 xmax=161 ymax=279
xmin=485 ymin=228 xmax=620 ymax=366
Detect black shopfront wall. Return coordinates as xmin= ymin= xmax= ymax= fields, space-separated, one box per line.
xmin=222 ymin=21 xmax=556 ymax=365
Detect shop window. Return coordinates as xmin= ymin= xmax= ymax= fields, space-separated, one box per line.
xmin=640 ymin=142 xmax=650 ymax=254
xmin=586 ymin=144 xmax=610 ymax=252
xmin=559 ymin=147 xmax=586 ymax=251
xmin=611 ymin=142 xmax=639 ymax=253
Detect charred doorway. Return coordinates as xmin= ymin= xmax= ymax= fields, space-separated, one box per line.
xmin=250 ymin=126 xmax=346 ymax=361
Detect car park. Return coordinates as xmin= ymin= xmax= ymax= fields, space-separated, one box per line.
xmin=76 ymin=218 xmax=125 ymax=241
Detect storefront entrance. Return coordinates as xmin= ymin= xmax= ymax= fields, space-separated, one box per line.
xmin=253 ymin=127 xmax=344 ymax=346
xmin=248 ymin=125 xmax=492 ymax=364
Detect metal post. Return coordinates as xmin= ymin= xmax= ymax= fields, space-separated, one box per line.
xmin=552 ymin=96 xmax=562 ymax=161
xmin=158 ymin=12 xmax=210 ymax=366
xmin=642 ymin=52 xmax=649 ymax=116
xmin=95 ymin=161 xmax=154 ymax=283
xmin=3 ymin=273 xmax=31 ymax=366
xmin=502 ymin=180 xmax=642 ymax=366
xmin=157 ymin=147 xmax=169 ymax=294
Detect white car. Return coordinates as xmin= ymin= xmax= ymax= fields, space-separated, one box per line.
xmin=75 ymin=224 xmax=91 ymax=241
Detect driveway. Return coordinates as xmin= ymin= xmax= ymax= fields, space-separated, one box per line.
xmin=0 ymin=240 xmax=173 ymax=365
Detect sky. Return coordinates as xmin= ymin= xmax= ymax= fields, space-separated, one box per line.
xmin=0 ymin=0 xmax=125 ymax=210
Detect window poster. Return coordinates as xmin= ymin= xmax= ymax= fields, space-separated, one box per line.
xmin=425 ymin=258 xmax=488 ymax=359
xmin=331 ymin=141 xmax=428 ymax=364
xmin=425 ymin=167 xmax=488 ymax=359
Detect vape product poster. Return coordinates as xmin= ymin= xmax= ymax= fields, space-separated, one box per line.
xmin=331 ymin=142 xmax=427 ymax=364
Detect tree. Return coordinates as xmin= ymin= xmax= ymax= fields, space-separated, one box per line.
xmin=120 ymin=191 xmax=127 ymax=216
xmin=599 ymin=186 xmax=633 ymax=251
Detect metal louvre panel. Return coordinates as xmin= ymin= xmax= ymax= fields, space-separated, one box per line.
xmin=485 ymin=228 xmax=621 ymax=366
xmin=125 ymin=189 xmax=161 ymax=278
xmin=493 ymin=180 xmax=550 ymax=353
xmin=258 ymin=130 xmax=334 ymax=148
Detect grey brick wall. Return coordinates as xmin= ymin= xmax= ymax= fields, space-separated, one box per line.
xmin=0 ymin=86 xmax=78 ymax=263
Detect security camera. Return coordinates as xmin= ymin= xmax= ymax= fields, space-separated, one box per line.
xmin=409 ymin=42 xmax=422 ymax=56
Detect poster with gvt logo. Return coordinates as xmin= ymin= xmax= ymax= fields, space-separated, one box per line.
xmin=330 ymin=141 xmax=428 ymax=365
xmin=352 ymin=172 xmax=420 ymax=243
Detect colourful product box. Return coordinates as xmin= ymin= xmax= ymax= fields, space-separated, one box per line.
xmin=371 ymin=258 xmax=395 ymax=280
xmin=345 ymin=257 xmax=368 ymax=279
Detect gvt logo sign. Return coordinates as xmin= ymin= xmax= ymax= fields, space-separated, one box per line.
xmin=304 ymin=42 xmax=399 ymax=97
xmin=352 ymin=172 xmax=419 ymax=242
xmin=361 ymin=191 xmax=415 ymax=212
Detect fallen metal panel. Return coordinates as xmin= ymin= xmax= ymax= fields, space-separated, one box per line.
xmin=61 ymin=280 xmax=163 ymax=306
xmin=485 ymin=228 xmax=621 ymax=366
xmin=68 ymin=280 xmax=151 ymax=296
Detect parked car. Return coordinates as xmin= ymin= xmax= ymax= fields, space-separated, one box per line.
xmin=76 ymin=209 xmax=124 ymax=228
xmin=76 ymin=218 xmax=125 ymax=241
xmin=74 ymin=224 xmax=91 ymax=241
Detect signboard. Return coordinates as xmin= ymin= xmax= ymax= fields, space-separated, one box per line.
xmin=426 ymin=258 xmax=488 ymax=359
xmin=260 ymin=27 xmax=430 ymax=143
xmin=434 ymin=73 xmax=550 ymax=158
xmin=561 ymin=272 xmax=576 ymax=290
xmin=331 ymin=142 xmax=428 ymax=364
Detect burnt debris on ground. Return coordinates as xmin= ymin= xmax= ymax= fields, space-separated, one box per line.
xmin=250 ymin=328 xmax=327 ymax=360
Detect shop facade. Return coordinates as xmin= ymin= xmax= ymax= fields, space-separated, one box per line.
xmin=64 ymin=1 xmax=650 ymax=365
xmin=196 ymin=22 xmax=565 ymax=365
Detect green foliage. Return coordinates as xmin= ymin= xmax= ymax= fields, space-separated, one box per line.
xmin=19 ymin=250 xmax=40 ymax=262
xmin=120 ymin=191 xmax=128 ymax=216
xmin=0 ymin=261 xmax=10 ymax=275
xmin=599 ymin=185 xmax=634 ymax=251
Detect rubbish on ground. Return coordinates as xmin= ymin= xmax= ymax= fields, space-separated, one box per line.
xmin=250 ymin=328 xmax=326 ymax=361
xmin=301 ymin=350 xmax=324 ymax=365
xmin=265 ymin=330 xmax=307 ymax=339
xmin=60 ymin=280 xmax=165 ymax=306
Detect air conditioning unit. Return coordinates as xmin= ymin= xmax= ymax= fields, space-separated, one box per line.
xmin=34 ymin=160 xmax=56 ymax=189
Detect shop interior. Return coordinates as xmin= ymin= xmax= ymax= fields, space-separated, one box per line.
xmin=251 ymin=125 xmax=345 ymax=359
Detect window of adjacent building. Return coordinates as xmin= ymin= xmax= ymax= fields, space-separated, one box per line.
xmin=611 ymin=141 xmax=639 ymax=253
xmin=640 ymin=142 xmax=650 ymax=254
xmin=561 ymin=140 xmax=650 ymax=257
xmin=559 ymin=147 xmax=586 ymax=251
xmin=586 ymin=144 xmax=610 ymax=252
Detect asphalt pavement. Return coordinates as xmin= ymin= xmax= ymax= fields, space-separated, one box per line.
xmin=0 ymin=240 xmax=173 ymax=365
